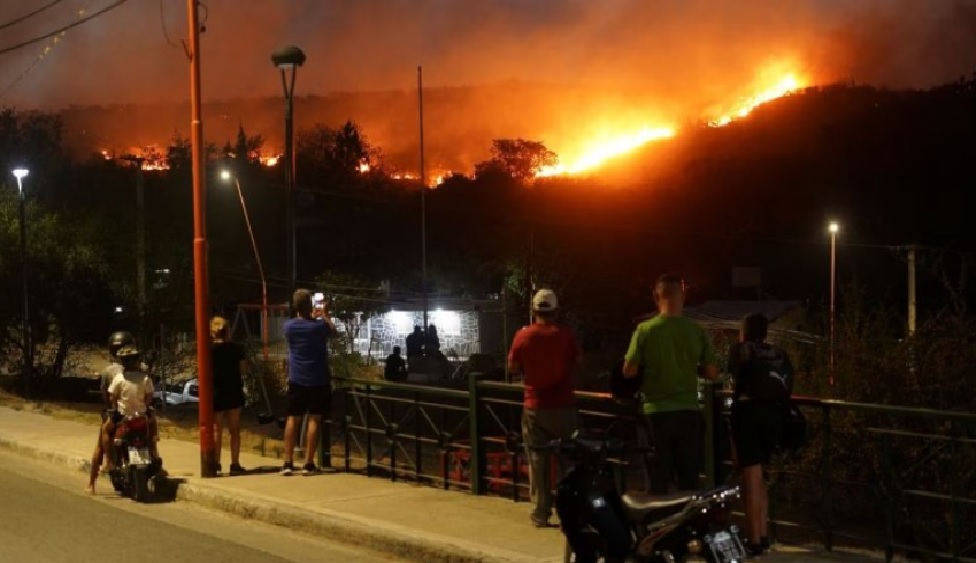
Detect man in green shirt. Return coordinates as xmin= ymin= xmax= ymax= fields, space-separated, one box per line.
xmin=623 ymin=273 xmax=718 ymax=494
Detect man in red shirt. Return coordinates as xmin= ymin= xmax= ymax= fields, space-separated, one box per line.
xmin=508 ymin=289 xmax=581 ymax=527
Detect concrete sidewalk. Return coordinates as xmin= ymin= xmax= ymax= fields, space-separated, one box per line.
xmin=0 ymin=406 xmax=892 ymax=563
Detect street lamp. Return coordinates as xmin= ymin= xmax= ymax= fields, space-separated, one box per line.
xmin=11 ymin=168 xmax=30 ymax=397
xmin=828 ymin=220 xmax=839 ymax=388
xmin=271 ymin=45 xmax=306 ymax=303
xmin=220 ymin=170 xmax=269 ymax=361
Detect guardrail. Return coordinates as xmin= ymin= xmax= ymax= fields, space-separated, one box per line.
xmin=326 ymin=376 xmax=976 ymax=562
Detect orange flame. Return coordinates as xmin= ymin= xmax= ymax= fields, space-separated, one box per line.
xmin=536 ymin=126 xmax=676 ymax=178
xmin=708 ymin=73 xmax=804 ymax=127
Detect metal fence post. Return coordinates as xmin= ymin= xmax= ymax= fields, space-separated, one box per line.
xmin=949 ymin=421 xmax=960 ymax=561
xmin=469 ymin=375 xmax=484 ymax=495
xmin=703 ymin=382 xmax=717 ymax=488
xmin=821 ymin=404 xmax=833 ymax=551
xmin=882 ymin=432 xmax=894 ymax=563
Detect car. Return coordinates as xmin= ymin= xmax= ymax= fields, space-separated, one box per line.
xmin=153 ymin=378 xmax=199 ymax=406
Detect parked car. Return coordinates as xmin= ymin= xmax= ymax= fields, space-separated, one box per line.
xmin=153 ymin=378 xmax=199 ymax=406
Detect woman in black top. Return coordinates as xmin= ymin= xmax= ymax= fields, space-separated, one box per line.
xmin=211 ymin=316 xmax=247 ymax=475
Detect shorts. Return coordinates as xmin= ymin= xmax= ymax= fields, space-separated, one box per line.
xmin=730 ymin=400 xmax=784 ymax=467
xmin=285 ymin=383 xmax=331 ymax=417
xmin=214 ymin=389 xmax=245 ymax=413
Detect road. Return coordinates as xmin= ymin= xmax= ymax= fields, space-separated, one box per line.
xmin=0 ymin=450 xmax=402 ymax=563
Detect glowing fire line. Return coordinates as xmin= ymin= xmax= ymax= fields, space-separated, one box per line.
xmin=534 ymin=71 xmax=804 ymax=178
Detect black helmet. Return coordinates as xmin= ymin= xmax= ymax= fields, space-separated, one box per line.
xmin=107 ymin=331 xmax=135 ymax=358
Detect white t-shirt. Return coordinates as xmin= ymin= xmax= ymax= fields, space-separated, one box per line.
xmin=109 ymin=370 xmax=155 ymax=417
xmin=100 ymin=362 xmax=149 ymax=394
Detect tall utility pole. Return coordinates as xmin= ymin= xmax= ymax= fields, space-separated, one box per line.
xmin=121 ymin=155 xmax=147 ymax=339
xmin=908 ymin=245 xmax=917 ymax=336
xmin=12 ymin=168 xmax=30 ymax=397
xmin=828 ymin=221 xmax=839 ymax=388
xmin=418 ymin=65 xmax=428 ymax=334
xmin=186 ymin=0 xmax=215 ymax=478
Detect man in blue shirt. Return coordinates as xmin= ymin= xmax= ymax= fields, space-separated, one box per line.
xmin=281 ymin=289 xmax=336 ymax=475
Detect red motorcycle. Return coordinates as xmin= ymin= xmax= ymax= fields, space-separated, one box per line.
xmin=109 ymin=413 xmax=163 ymax=502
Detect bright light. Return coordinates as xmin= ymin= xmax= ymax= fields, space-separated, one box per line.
xmin=219 ymin=170 xmax=232 ymax=182
xmin=114 ymin=306 xmax=123 ymax=313
xmin=12 ymin=168 xmax=29 ymax=180
xmin=708 ymin=71 xmax=805 ymax=128
xmin=430 ymin=310 xmax=462 ymax=336
xmin=828 ymin=221 xmax=840 ymax=234
xmin=387 ymin=311 xmax=415 ymax=334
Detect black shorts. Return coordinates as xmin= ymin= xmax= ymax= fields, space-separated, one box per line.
xmin=730 ymin=400 xmax=784 ymax=467
xmin=213 ymin=389 xmax=245 ymax=413
xmin=285 ymin=383 xmax=331 ymax=417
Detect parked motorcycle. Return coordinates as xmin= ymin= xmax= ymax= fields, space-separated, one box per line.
xmin=541 ymin=431 xmax=747 ymax=563
xmin=109 ymin=413 xmax=163 ymax=502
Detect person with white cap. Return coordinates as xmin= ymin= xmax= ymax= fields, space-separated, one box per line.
xmin=508 ymin=288 xmax=581 ymax=527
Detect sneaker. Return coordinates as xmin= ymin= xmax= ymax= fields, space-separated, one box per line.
xmin=213 ymin=462 xmax=222 ymax=476
xmin=280 ymin=462 xmax=295 ymax=476
xmin=530 ymin=513 xmax=550 ymax=528
xmin=229 ymin=463 xmax=246 ymax=476
xmin=301 ymin=463 xmax=320 ymax=476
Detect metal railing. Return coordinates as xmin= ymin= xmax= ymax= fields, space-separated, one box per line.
xmin=325 ymin=376 xmax=976 ymax=562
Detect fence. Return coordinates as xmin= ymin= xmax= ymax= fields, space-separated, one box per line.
xmin=322 ymin=377 xmax=976 ymax=562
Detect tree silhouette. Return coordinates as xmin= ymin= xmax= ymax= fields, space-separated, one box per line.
xmin=474 ymin=138 xmax=558 ymax=183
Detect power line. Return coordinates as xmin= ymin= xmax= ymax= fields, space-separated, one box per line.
xmin=0 ymin=0 xmax=96 ymax=102
xmin=0 ymin=0 xmax=66 ymax=32
xmin=158 ymin=0 xmax=181 ymax=49
xmin=0 ymin=0 xmax=129 ymax=57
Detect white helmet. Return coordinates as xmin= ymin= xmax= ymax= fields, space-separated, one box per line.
xmin=531 ymin=289 xmax=559 ymax=312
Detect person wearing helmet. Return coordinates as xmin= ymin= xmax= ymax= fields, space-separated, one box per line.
xmin=508 ymin=289 xmax=581 ymax=527
xmin=88 ymin=331 xmax=134 ymax=493
xmin=100 ymin=346 xmax=161 ymax=467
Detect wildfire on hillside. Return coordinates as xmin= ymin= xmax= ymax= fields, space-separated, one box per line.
xmin=533 ymin=67 xmax=806 ymax=178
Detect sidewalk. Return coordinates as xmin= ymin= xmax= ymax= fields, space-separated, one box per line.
xmin=0 ymin=406 xmax=892 ymax=563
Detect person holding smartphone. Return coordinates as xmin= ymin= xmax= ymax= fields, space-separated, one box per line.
xmin=280 ymin=289 xmax=337 ymax=475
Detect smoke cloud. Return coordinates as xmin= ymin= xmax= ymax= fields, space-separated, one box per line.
xmin=1 ymin=0 xmax=973 ymax=170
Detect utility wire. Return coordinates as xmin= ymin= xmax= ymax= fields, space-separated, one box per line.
xmin=0 ymin=0 xmax=129 ymax=57
xmin=0 ymin=0 xmax=66 ymax=32
xmin=158 ymin=0 xmax=181 ymax=49
xmin=0 ymin=0 xmax=96 ymax=102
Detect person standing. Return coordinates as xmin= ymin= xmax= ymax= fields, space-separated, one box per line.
xmin=210 ymin=316 xmax=248 ymax=476
xmin=281 ymin=289 xmax=336 ymax=476
xmin=508 ymin=289 xmax=580 ymax=527
xmin=405 ymin=325 xmax=424 ymax=372
xmin=728 ymin=313 xmax=793 ymax=556
xmin=623 ymin=273 xmax=718 ymax=494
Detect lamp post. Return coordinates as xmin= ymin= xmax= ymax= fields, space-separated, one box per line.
xmin=271 ymin=45 xmax=306 ymax=303
xmin=12 ymin=168 xmax=30 ymax=397
xmin=828 ymin=220 xmax=839 ymax=388
xmin=220 ymin=170 xmax=269 ymax=361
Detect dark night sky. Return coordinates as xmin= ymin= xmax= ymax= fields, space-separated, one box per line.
xmin=1 ymin=0 xmax=974 ymax=108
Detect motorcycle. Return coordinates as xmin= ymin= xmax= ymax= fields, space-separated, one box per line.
xmin=542 ymin=431 xmax=748 ymax=563
xmin=109 ymin=412 xmax=164 ymax=502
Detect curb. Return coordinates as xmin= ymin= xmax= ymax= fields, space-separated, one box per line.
xmin=0 ymin=435 xmax=549 ymax=563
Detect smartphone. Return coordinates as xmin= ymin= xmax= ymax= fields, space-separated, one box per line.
xmin=312 ymin=292 xmax=325 ymax=310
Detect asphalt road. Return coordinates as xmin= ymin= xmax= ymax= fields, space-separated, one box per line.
xmin=0 ymin=450 xmax=402 ymax=563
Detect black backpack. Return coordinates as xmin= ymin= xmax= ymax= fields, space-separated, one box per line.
xmin=733 ymin=342 xmax=794 ymax=403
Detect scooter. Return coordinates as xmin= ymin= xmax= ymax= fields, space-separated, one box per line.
xmin=542 ymin=431 xmax=748 ymax=562
xmin=109 ymin=412 xmax=164 ymax=502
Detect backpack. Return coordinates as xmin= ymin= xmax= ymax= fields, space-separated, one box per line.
xmin=734 ymin=342 xmax=794 ymax=403
xmin=608 ymin=359 xmax=643 ymax=402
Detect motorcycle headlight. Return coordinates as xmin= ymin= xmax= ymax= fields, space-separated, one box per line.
xmin=687 ymin=539 xmax=702 ymax=555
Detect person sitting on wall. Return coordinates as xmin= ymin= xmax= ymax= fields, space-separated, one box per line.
xmin=384 ymin=346 xmax=408 ymax=382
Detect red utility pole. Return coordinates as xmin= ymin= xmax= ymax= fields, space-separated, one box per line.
xmin=186 ymin=0 xmax=215 ymax=477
